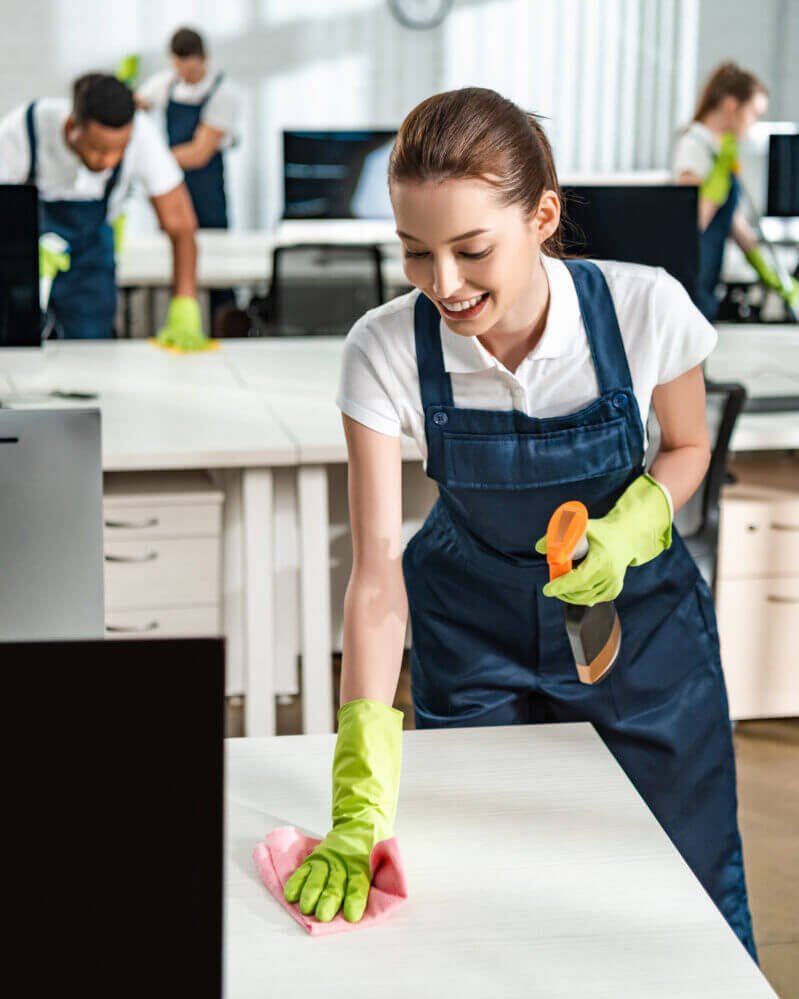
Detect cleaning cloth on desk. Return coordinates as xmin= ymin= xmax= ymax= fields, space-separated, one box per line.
xmin=253 ymin=826 xmax=408 ymax=935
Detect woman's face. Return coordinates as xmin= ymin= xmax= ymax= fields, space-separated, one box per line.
xmin=391 ymin=177 xmax=559 ymax=337
xmin=726 ymin=91 xmax=769 ymax=138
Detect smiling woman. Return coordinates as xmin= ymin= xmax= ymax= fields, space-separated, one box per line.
xmin=282 ymin=86 xmax=758 ymax=964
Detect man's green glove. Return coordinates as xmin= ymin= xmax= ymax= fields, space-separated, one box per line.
xmin=112 ymin=214 xmax=126 ymax=257
xmin=284 ymin=698 xmax=403 ymax=923
xmin=535 ymin=474 xmax=673 ymax=606
xmin=745 ymin=246 xmax=799 ymax=307
xmin=39 ymin=239 xmax=70 ymax=281
xmin=116 ymin=54 xmax=139 ymax=88
xmin=700 ymin=131 xmax=739 ymax=206
xmin=155 ymin=296 xmax=210 ymax=351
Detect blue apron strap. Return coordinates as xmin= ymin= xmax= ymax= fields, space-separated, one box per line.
xmin=564 ymin=259 xmax=633 ymax=393
xmin=414 ymin=293 xmax=454 ymax=409
xmin=25 ymin=101 xmax=38 ymax=183
xmin=167 ymin=77 xmax=178 ymax=101
xmin=199 ymin=73 xmax=224 ymax=111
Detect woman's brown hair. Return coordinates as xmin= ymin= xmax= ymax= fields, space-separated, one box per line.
xmin=389 ymin=87 xmax=564 ymax=256
xmin=693 ymin=61 xmax=767 ymax=121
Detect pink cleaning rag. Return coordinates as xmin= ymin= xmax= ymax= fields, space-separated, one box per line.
xmin=253 ymin=826 xmax=408 ymax=935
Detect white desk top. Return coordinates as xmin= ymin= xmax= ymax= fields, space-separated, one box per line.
xmin=225 ymin=725 xmax=773 ymax=998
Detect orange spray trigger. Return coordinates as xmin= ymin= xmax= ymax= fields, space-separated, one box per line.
xmin=545 ymin=501 xmax=589 ymax=581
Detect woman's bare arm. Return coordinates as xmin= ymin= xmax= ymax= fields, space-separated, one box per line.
xmin=649 ymin=365 xmax=711 ymax=513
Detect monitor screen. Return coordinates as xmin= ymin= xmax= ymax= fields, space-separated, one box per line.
xmin=767 ymin=134 xmax=799 ymax=217
xmin=2 ymin=638 xmax=225 ymax=998
xmin=283 ymin=130 xmax=396 ymax=219
xmin=0 ymin=184 xmax=40 ymax=347
xmin=561 ymin=185 xmax=699 ymax=301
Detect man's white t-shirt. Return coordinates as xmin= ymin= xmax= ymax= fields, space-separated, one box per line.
xmin=0 ymin=98 xmax=183 ymax=220
xmin=137 ymin=67 xmax=239 ymax=149
xmin=337 ymin=255 xmax=717 ymax=462
xmin=672 ymin=121 xmax=718 ymax=180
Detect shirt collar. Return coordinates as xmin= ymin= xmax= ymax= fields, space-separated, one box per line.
xmin=439 ymin=254 xmax=583 ymax=374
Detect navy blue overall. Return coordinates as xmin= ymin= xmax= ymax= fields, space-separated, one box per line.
xmin=697 ymin=170 xmax=739 ymax=322
xmin=166 ymin=73 xmax=233 ymax=322
xmin=26 ymin=102 xmax=121 ymax=340
xmin=402 ymin=260 xmax=757 ymax=959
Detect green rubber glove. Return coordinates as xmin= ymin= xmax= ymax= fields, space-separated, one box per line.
xmin=116 ymin=54 xmax=139 ymax=88
xmin=39 ymin=238 xmax=70 ymax=280
xmin=112 ymin=214 xmax=126 ymax=257
xmin=155 ymin=296 xmax=210 ymax=351
xmin=700 ymin=131 xmax=739 ymax=206
xmin=284 ymin=698 xmax=403 ymax=923
xmin=535 ymin=474 xmax=673 ymax=606
xmin=745 ymin=246 xmax=799 ymax=306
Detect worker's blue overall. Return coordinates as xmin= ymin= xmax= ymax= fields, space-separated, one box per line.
xmin=26 ymin=102 xmax=121 ymax=340
xmin=166 ymin=73 xmax=233 ymax=322
xmin=697 ymin=168 xmax=739 ymax=321
xmin=402 ymin=260 xmax=757 ymax=959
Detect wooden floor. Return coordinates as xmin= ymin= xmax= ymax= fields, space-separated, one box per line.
xmin=229 ymin=662 xmax=799 ymax=998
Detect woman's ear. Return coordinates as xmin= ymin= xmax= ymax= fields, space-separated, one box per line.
xmin=533 ymin=190 xmax=561 ymax=243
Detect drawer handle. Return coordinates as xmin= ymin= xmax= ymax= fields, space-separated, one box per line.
xmin=104 ymin=517 xmax=160 ymax=530
xmin=766 ymin=595 xmax=799 ymax=605
xmin=105 ymin=551 xmax=159 ymax=563
xmin=770 ymin=523 xmax=799 ymax=532
xmin=106 ymin=620 xmax=160 ymax=633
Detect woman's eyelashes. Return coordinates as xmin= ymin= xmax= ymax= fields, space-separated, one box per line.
xmin=403 ymin=248 xmax=494 ymax=260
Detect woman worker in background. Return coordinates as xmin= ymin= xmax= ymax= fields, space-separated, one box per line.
xmin=674 ymin=60 xmax=798 ymax=320
xmin=284 ymin=87 xmax=757 ymax=961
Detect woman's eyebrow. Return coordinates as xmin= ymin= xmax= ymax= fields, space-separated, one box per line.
xmin=396 ymin=228 xmax=492 ymax=244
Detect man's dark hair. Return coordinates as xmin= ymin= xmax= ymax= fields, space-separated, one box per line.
xmin=72 ymin=74 xmax=135 ymax=128
xmin=170 ymin=27 xmax=205 ymax=58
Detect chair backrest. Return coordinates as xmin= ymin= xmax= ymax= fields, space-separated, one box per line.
xmin=265 ymin=242 xmax=385 ymax=335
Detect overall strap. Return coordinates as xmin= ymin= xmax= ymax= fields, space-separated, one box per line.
xmin=413 ymin=292 xmax=454 ymax=409
xmin=198 ymin=72 xmax=224 ymax=111
xmin=564 ymin=259 xmax=634 ymax=394
xmin=25 ymin=101 xmax=38 ymax=183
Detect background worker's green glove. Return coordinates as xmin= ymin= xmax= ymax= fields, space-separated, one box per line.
xmin=535 ymin=474 xmax=673 ymax=606
xmin=112 ymin=214 xmax=126 ymax=257
xmin=284 ymin=698 xmax=403 ymax=923
xmin=155 ymin=296 xmax=209 ymax=351
xmin=700 ymin=131 xmax=739 ymax=206
xmin=115 ymin=54 xmax=139 ymax=88
xmin=38 ymin=237 xmax=70 ymax=280
xmin=745 ymin=246 xmax=799 ymax=307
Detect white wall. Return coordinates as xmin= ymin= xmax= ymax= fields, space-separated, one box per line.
xmin=5 ymin=0 xmax=792 ymax=231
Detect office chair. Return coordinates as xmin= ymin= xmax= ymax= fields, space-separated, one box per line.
xmin=678 ymin=380 xmax=747 ymax=593
xmin=248 ymin=242 xmax=386 ymax=336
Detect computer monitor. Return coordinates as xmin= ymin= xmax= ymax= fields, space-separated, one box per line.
xmin=0 ymin=408 xmax=105 ymax=639
xmin=282 ymin=129 xmax=396 ymax=219
xmin=0 ymin=184 xmax=40 ymax=348
xmin=767 ymin=134 xmax=799 ymax=217
xmin=2 ymin=637 xmax=225 ymax=998
xmin=561 ymin=185 xmax=699 ymax=301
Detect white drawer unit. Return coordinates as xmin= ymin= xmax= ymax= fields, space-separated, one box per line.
xmin=716 ymin=454 xmax=799 ymax=718
xmin=103 ymin=471 xmax=224 ymax=640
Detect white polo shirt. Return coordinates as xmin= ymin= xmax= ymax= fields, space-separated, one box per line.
xmin=137 ymin=67 xmax=239 ymax=149
xmin=0 ymin=98 xmax=183 ymax=220
xmin=337 ymin=255 xmax=717 ymax=462
xmin=672 ymin=121 xmax=718 ymax=180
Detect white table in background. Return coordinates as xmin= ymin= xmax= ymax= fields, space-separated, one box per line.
xmin=226 ymin=724 xmax=774 ymax=999
xmin=7 ymin=340 xmax=298 ymax=736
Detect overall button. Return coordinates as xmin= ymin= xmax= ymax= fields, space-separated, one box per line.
xmin=433 ymin=411 xmax=449 ymax=426
xmin=612 ymin=393 xmax=628 ymax=409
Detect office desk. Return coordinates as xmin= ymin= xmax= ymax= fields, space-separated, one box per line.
xmin=7 ymin=340 xmax=297 ymax=736
xmin=225 ymin=724 xmax=773 ymax=999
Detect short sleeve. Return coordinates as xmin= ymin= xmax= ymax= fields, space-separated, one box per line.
xmin=672 ymin=129 xmax=713 ymax=180
xmin=336 ymin=319 xmax=402 ymax=437
xmin=653 ymin=268 xmax=718 ymax=384
xmin=128 ymin=112 xmax=183 ymax=197
xmin=0 ymin=105 xmax=32 ymax=183
xmin=201 ymin=84 xmax=239 ymax=140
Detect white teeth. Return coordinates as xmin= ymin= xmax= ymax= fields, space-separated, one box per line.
xmin=443 ymin=294 xmax=484 ymax=312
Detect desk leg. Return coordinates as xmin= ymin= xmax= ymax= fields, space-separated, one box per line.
xmin=242 ymin=467 xmax=275 ymax=736
xmin=298 ymin=465 xmax=334 ymax=733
